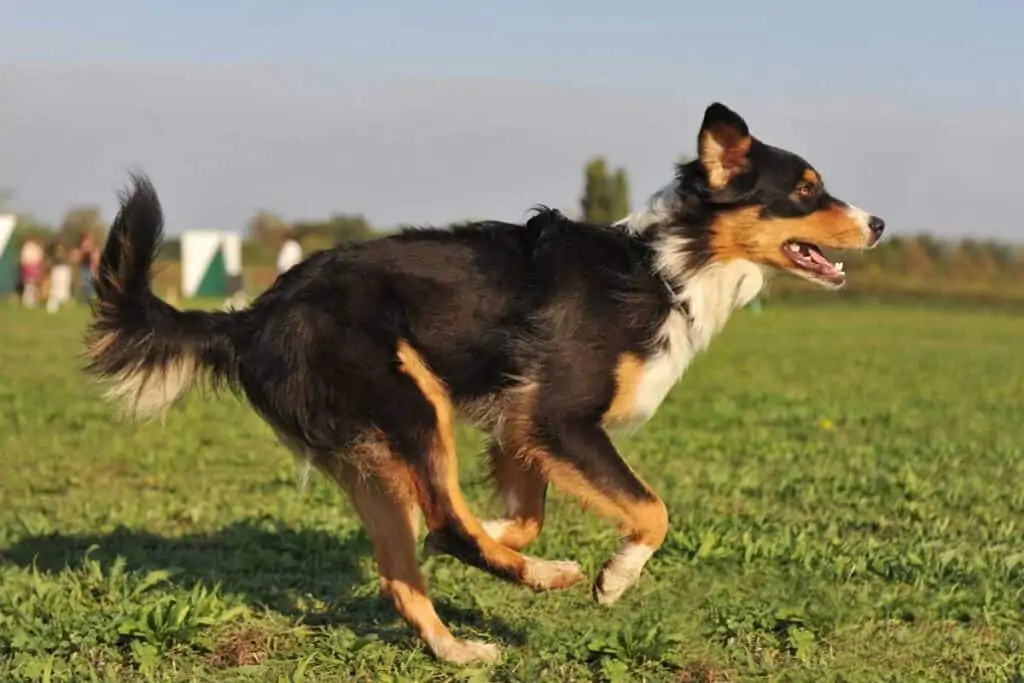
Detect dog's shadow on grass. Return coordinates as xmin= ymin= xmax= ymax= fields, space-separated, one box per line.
xmin=0 ymin=518 xmax=527 ymax=646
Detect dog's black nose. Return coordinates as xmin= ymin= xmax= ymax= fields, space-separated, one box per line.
xmin=868 ymin=216 xmax=885 ymax=237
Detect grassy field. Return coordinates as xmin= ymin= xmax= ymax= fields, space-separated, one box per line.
xmin=1 ymin=299 xmax=1023 ymax=682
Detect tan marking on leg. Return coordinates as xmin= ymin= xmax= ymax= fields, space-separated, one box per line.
xmin=601 ymin=352 xmax=645 ymax=428
xmin=396 ymin=340 xmax=583 ymax=591
xmin=594 ymin=497 xmax=669 ymax=605
xmin=482 ymin=441 xmax=547 ymax=550
xmin=325 ymin=456 xmax=499 ymax=665
xmin=526 ymin=450 xmax=669 ymax=604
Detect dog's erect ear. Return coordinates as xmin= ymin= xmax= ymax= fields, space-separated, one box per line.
xmin=698 ymin=102 xmax=752 ymax=190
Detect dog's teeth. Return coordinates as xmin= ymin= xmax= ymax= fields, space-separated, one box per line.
xmin=835 ymin=261 xmax=844 ymax=273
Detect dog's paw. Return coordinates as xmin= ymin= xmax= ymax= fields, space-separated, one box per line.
xmin=523 ymin=557 xmax=585 ymax=591
xmin=431 ymin=638 xmax=501 ymax=665
xmin=593 ymin=563 xmax=641 ymax=605
xmin=592 ymin=544 xmax=655 ymax=605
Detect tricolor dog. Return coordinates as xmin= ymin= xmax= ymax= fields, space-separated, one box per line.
xmin=85 ymin=102 xmax=884 ymax=664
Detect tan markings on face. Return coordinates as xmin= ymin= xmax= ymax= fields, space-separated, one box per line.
xmin=709 ymin=205 xmax=870 ymax=268
xmin=792 ymin=169 xmax=822 ymax=200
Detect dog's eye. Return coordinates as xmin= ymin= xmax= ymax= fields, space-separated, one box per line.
xmin=796 ymin=183 xmax=815 ymax=197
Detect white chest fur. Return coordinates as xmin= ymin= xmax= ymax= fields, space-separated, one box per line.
xmin=628 ymin=308 xmax=692 ymax=426
xmin=612 ymin=260 xmax=766 ymax=429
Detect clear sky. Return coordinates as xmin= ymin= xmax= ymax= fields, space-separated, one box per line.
xmin=2 ymin=1 xmax=1022 ymax=240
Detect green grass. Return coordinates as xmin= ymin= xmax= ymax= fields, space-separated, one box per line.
xmin=1 ymin=299 xmax=1023 ymax=682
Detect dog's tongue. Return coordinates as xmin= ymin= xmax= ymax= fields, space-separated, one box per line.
xmin=806 ymin=246 xmax=834 ymax=269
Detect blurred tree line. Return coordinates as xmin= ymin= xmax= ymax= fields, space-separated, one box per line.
xmin=581 ymin=156 xmax=631 ymax=224
xmin=5 ymin=157 xmax=1024 ymax=303
xmin=237 ymin=210 xmax=376 ymax=266
xmin=7 ymin=195 xmax=109 ymax=256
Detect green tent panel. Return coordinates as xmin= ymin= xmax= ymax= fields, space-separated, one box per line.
xmin=195 ymin=244 xmax=227 ymax=297
xmin=0 ymin=216 xmax=16 ymax=295
xmin=0 ymin=235 xmax=15 ymax=295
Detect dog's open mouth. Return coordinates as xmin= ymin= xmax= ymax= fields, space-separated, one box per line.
xmin=782 ymin=241 xmax=845 ymax=286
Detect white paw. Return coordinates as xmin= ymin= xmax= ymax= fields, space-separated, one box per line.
xmin=593 ymin=563 xmax=642 ymax=605
xmin=431 ymin=638 xmax=501 ymax=665
xmin=593 ymin=544 xmax=655 ymax=605
xmin=522 ymin=557 xmax=585 ymax=591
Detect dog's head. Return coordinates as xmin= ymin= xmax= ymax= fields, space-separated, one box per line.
xmin=648 ymin=103 xmax=884 ymax=289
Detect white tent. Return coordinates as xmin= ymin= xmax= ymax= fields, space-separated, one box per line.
xmin=180 ymin=230 xmax=242 ymax=298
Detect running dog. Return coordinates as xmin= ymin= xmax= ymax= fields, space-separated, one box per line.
xmin=85 ymin=102 xmax=884 ymax=664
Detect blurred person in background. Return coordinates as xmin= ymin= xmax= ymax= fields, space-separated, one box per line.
xmin=276 ymin=237 xmax=303 ymax=276
xmin=73 ymin=232 xmax=99 ymax=302
xmin=19 ymin=238 xmax=44 ymax=308
xmin=46 ymin=244 xmax=73 ymax=313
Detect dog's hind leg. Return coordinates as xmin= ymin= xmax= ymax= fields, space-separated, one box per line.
xmin=481 ymin=439 xmax=548 ymax=551
xmin=395 ymin=340 xmax=584 ymax=592
xmin=324 ymin=453 xmax=500 ymax=665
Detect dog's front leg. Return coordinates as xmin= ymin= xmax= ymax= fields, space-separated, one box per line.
xmin=526 ymin=419 xmax=669 ymax=605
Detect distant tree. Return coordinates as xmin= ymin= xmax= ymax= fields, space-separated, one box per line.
xmin=581 ymin=158 xmax=611 ymax=224
xmin=915 ymin=233 xmax=948 ymax=264
xmin=292 ymin=213 xmax=375 ymax=247
xmin=12 ymin=215 xmax=54 ymax=252
xmin=982 ymin=239 xmax=1018 ymax=271
xmin=581 ymin=157 xmax=631 ymax=224
xmin=59 ymin=206 xmax=105 ymax=245
xmin=157 ymin=238 xmax=182 ymax=262
xmin=610 ymin=168 xmax=631 ymax=224
xmin=871 ymin=235 xmax=910 ymax=272
xmin=900 ymin=236 xmax=935 ymax=277
xmin=951 ymin=238 xmax=1001 ymax=281
xmin=327 ymin=213 xmax=376 ymax=243
xmin=247 ymin=210 xmax=292 ymax=252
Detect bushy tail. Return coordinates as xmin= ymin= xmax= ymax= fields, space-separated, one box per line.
xmin=84 ymin=173 xmax=241 ymax=420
